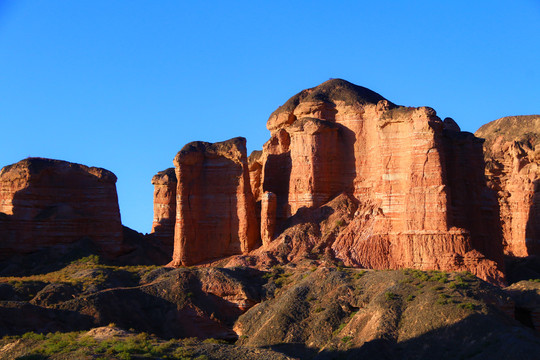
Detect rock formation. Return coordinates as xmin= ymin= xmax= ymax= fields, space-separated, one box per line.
xmin=0 ymin=158 xmax=123 ymax=258
xmin=475 ymin=115 xmax=540 ymax=257
xmin=159 ymin=79 xmax=505 ymax=283
xmin=251 ymin=79 xmax=504 ymax=283
xmin=171 ymin=137 xmax=259 ymax=266
xmin=150 ymin=167 xmax=177 ymax=248
xmin=260 ymin=191 xmax=276 ymax=246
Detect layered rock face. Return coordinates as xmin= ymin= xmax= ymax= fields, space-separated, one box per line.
xmin=475 ymin=115 xmax=540 ymax=257
xmin=150 ymin=167 xmax=177 ymax=247
xmin=254 ymin=79 xmax=504 ymax=283
xmin=166 ymin=79 xmax=504 ymax=284
xmin=171 ymin=138 xmax=259 ymax=266
xmin=0 ymin=158 xmax=123 ymax=257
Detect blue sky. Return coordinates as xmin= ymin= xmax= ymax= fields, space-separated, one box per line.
xmin=1 ymin=1 xmax=539 ymax=233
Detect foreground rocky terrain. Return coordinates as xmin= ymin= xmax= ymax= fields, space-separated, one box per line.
xmin=0 ymin=254 xmax=539 ymax=359
xmin=0 ymin=79 xmax=539 ymax=358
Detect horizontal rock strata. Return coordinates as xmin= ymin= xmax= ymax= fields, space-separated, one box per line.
xmin=255 ymin=79 xmax=504 ymax=283
xmin=0 ymin=158 xmax=123 ymax=257
xmin=171 ymin=137 xmax=259 ymax=266
xmin=475 ymin=115 xmax=540 ymax=257
xmin=150 ymin=167 xmax=177 ymax=248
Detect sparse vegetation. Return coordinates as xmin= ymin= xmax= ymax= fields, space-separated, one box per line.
xmin=458 ymin=302 xmax=476 ymax=311
xmin=385 ymin=291 xmax=397 ymax=301
xmin=448 ymin=275 xmax=470 ymax=289
xmin=353 ymin=270 xmax=367 ymax=279
xmin=8 ymin=331 xmax=200 ymax=359
xmin=341 ymin=335 xmax=352 ymax=343
xmin=437 ymin=293 xmax=452 ymax=305
xmin=0 ymin=254 xmax=159 ymax=292
xmin=274 ymin=272 xmax=292 ymax=287
xmin=333 ymin=323 xmax=347 ymax=335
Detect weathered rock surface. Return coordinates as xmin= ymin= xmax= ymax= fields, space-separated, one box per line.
xmin=260 ymin=191 xmax=277 ymax=246
xmin=253 ymin=79 xmax=504 ymax=284
xmin=248 ymin=150 xmax=263 ymax=202
xmin=475 ymin=115 xmax=540 ymax=257
xmin=0 ymin=263 xmax=268 ymax=340
xmin=171 ymin=138 xmax=259 ymax=266
xmin=0 ymin=158 xmax=123 ymax=258
xmin=1 ymin=259 xmax=539 ymax=359
xmin=506 ymin=280 xmax=540 ymax=332
xmin=150 ymin=167 xmax=177 ymax=248
xmin=235 ymin=267 xmax=538 ymax=359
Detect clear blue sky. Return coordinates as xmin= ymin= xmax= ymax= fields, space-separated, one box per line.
xmin=1 ymin=1 xmax=539 ymax=233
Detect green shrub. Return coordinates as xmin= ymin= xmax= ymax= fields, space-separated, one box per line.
xmin=202 ymin=338 xmax=228 ymax=344
xmin=21 ymin=332 xmax=46 ymax=341
xmin=436 ymin=293 xmax=451 ymax=305
xmin=341 ymin=336 xmax=352 ymax=343
xmin=385 ymin=292 xmax=397 ymax=301
xmin=458 ymin=302 xmax=476 ymax=310
xmin=353 ymin=270 xmax=367 ymax=279
xmin=333 ymin=323 xmax=347 ymax=335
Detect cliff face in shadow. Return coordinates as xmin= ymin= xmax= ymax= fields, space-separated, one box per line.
xmin=475 ymin=115 xmax=540 ymax=257
xmin=0 ymin=158 xmax=123 ymax=259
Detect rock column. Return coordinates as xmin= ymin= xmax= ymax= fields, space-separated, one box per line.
xmin=172 ymin=137 xmax=259 ymax=266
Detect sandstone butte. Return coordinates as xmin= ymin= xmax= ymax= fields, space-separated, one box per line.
xmin=475 ymin=115 xmax=540 ymax=257
xmin=169 ymin=138 xmax=259 ymax=266
xmin=167 ymin=79 xmax=506 ymax=285
xmin=0 ymin=158 xmax=123 ymax=258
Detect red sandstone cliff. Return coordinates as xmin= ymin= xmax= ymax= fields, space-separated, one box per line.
xmin=475 ymin=115 xmax=540 ymax=257
xmin=155 ymin=79 xmax=505 ymax=284
xmin=150 ymin=167 xmax=177 ymax=249
xmin=251 ymin=79 xmax=504 ymax=283
xmin=171 ymin=137 xmax=259 ymax=266
xmin=0 ymin=158 xmax=123 ymax=258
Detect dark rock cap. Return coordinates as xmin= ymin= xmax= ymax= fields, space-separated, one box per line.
xmin=269 ymin=78 xmax=394 ymax=120
xmin=0 ymin=157 xmax=117 ymax=183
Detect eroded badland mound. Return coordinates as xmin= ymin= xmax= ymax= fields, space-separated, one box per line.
xmin=1 ymin=80 xmax=540 ymax=359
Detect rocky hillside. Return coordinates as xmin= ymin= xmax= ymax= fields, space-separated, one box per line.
xmin=0 ymin=256 xmax=539 ymax=359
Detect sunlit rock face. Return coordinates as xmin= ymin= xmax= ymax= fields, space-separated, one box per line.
xmin=0 ymin=158 xmax=123 ymax=258
xmin=257 ymin=79 xmax=504 ymax=284
xmin=150 ymin=167 xmax=177 ymax=248
xmin=171 ymin=137 xmax=259 ymax=266
xmin=476 ymin=115 xmax=540 ymax=257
